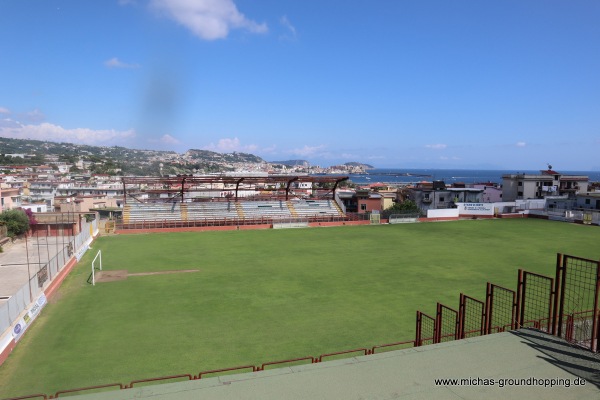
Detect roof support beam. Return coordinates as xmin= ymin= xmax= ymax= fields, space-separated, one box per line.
xmin=235 ymin=178 xmax=245 ymax=201
xmin=285 ymin=177 xmax=299 ymax=201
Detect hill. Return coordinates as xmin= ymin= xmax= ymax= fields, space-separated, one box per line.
xmin=0 ymin=137 xmax=267 ymax=176
xmin=0 ymin=137 xmax=375 ymax=175
xmin=269 ymin=160 xmax=310 ymax=167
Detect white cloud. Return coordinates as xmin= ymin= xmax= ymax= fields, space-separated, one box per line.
xmin=425 ymin=143 xmax=447 ymax=150
xmin=261 ymin=144 xmax=277 ymax=153
xmin=516 ymin=141 xmax=527 ymax=147
xmin=104 ymin=57 xmax=140 ymax=69
xmin=0 ymin=107 xmax=10 ymax=114
xmin=0 ymin=118 xmax=20 ymax=128
xmin=204 ymin=137 xmax=258 ymax=152
xmin=159 ymin=134 xmax=180 ymax=144
xmin=279 ymin=15 xmax=296 ymax=40
xmin=150 ymin=0 xmax=268 ymax=40
xmin=0 ymin=121 xmax=136 ymax=145
xmin=24 ymin=108 xmax=45 ymax=122
xmin=440 ymin=156 xmax=461 ymax=160
xmin=289 ymin=145 xmax=326 ymax=157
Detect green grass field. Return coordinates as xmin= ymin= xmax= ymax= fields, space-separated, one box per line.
xmin=1 ymin=219 xmax=599 ymax=397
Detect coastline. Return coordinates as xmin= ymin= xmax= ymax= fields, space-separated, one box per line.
xmin=347 ymin=168 xmax=600 ymax=185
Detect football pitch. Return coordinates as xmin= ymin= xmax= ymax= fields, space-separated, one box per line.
xmin=1 ymin=219 xmax=599 ymax=397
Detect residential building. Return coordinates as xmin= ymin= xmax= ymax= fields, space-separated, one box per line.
xmin=55 ymin=195 xmax=119 ymax=213
xmin=473 ymin=183 xmax=503 ymax=203
xmin=576 ymin=193 xmax=600 ymax=211
xmin=0 ymin=187 xmax=21 ymax=211
xmin=502 ymin=169 xmax=588 ymax=202
xmin=412 ymin=181 xmax=484 ymax=212
xmin=28 ymin=180 xmax=59 ymax=206
xmin=21 ymin=203 xmax=48 ymax=213
xmin=355 ymin=189 xmax=383 ymax=214
xmin=55 ymin=183 xmax=124 ymax=198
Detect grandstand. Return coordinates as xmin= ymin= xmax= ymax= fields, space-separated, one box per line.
xmin=118 ymin=175 xmax=350 ymax=229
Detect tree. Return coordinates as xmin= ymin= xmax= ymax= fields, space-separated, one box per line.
xmin=381 ymin=200 xmax=421 ymax=219
xmin=0 ymin=209 xmax=32 ymax=238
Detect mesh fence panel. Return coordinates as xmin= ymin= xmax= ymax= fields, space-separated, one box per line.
xmin=519 ymin=271 xmax=554 ymax=332
xmin=436 ymin=304 xmax=458 ymax=343
xmin=416 ymin=312 xmax=436 ymax=346
xmin=460 ymin=294 xmax=485 ymax=339
xmin=561 ymin=255 xmax=597 ymax=316
xmin=558 ymin=255 xmax=599 ymax=351
xmin=487 ymin=284 xmax=516 ymax=334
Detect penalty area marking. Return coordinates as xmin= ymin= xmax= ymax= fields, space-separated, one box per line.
xmin=94 ymin=269 xmax=200 ymax=283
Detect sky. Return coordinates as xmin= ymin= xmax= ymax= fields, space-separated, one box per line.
xmin=0 ymin=0 xmax=599 ymax=170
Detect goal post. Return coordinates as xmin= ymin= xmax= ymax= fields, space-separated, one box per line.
xmin=91 ymin=250 xmax=102 ymax=286
xmin=370 ymin=212 xmax=381 ymax=225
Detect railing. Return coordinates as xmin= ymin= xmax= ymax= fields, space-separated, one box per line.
xmin=116 ymin=214 xmax=369 ymax=231
xmin=1 ymin=338 xmax=415 ymax=400
xmin=415 ymin=253 xmax=599 ymax=354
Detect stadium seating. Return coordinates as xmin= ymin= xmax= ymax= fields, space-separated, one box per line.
xmin=240 ymin=200 xmax=294 ymax=219
xmin=123 ymin=203 xmax=182 ymax=223
xmin=185 ymin=202 xmax=240 ymax=220
xmin=290 ymin=200 xmax=344 ymax=219
xmin=121 ymin=199 xmax=345 ymax=225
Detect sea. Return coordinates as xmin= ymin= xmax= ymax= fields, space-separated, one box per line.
xmin=346 ymin=169 xmax=600 ymax=185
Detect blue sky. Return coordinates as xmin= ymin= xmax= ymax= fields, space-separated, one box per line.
xmin=1 ymin=0 xmax=599 ymax=170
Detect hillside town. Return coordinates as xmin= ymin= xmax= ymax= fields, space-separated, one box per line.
xmin=0 ymin=139 xmax=599 ymax=224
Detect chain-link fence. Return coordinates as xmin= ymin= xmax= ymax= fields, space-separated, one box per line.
xmin=0 ymin=218 xmax=98 ymax=335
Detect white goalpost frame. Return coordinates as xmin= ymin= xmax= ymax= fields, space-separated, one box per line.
xmin=92 ymin=250 xmax=102 ymax=286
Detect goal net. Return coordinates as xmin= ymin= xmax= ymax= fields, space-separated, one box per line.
xmin=370 ymin=213 xmax=381 ymax=225
xmin=91 ymin=250 xmax=102 ymax=286
xmin=388 ymin=213 xmax=420 ymax=224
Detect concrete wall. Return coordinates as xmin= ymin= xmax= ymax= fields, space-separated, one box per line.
xmin=456 ymin=203 xmax=494 ymax=216
xmin=426 ymin=208 xmax=459 ymax=219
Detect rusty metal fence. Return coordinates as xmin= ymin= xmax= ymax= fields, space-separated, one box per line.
xmin=415 ymin=311 xmax=436 ymax=347
xmin=416 ymin=253 xmax=599 ymax=354
xmin=517 ymin=270 xmax=554 ymax=332
xmin=435 ymin=303 xmax=459 ymax=343
xmin=486 ymin=283 xmax=517 ymax=334
xmin=458 ymin=294 xmax=485 ymax=338
xmin=554 ymin=254 xmax=600 ymax=352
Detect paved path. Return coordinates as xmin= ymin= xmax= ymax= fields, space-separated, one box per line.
xmin=0 ymin=236 xmax=69 ymax=300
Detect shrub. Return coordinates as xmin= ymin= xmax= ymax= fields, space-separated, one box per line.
xmin=0 ymin=209 xmax=31 ymax=238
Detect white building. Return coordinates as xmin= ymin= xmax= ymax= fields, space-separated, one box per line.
xmin=502 ymin=169 xmax=588 ymax=202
